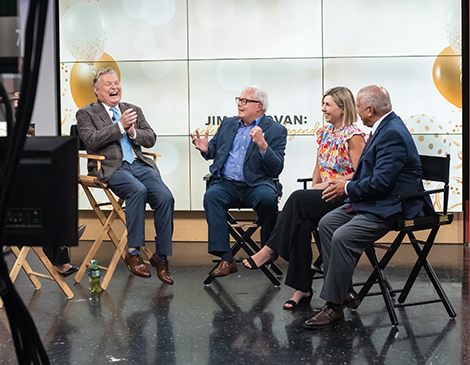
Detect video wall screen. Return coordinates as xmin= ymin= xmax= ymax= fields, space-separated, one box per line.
xmin=59 ymin=0 xmax=462 ymax=211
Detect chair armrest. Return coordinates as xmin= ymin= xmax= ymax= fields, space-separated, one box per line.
xmin=78 ymin=153 xmax=105 ymax=161
xmin=399 ymin=188 xmax=445 ymax=201
xmin=143 ymin=151 xmax=161 ymax=163
xmin=399 ymin=187 xmax=446 ymax=217
xmin=78 ymin=153 xmax=105 ymax=172
xmin=297 ymin=177 xmax=312 ymax=190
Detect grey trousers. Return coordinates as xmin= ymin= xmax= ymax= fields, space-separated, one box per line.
xmin=318 ymin=205 xmax=396 ymax=305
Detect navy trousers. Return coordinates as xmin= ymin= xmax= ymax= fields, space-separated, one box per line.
xmin=203 ymin=179 xmax=279 ymax=257
xmin=107 ymin=160 xmax=174 ymax=256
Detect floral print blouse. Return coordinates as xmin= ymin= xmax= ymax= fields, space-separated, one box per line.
xmin=316 ymin=124 xmax=365 ymax=182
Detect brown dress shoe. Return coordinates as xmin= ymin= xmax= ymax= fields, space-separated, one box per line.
xmin=342 ymin=290 xmax=360 ymax=310
xmin=125 ymin=252 xmax=151 ymax=278
xmin=312 ymin=290 xmax=361 ymax=314
xmin=212 ymin=260 xmax=238 ymax=277
xmin=149 ymin=254 xmax=174 ymax=285
xmin=303 ymin=306 xmax=344 ymax=329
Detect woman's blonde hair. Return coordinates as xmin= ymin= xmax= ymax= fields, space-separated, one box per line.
xmin=322 ymin=86 xmax=358 ymax=126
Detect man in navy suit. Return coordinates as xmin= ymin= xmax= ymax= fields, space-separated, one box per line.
xmin=303 ymin=85 xmax=430 ymax=329
xmin=191 ymin=86 xmax=287 ymax=277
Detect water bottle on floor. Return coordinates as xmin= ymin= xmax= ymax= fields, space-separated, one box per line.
xmin=89 ymin=260 xmax=102 ymax=293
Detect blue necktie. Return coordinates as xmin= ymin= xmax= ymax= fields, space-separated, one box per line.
xmin=110 ymin=107 xmax=134 ymax=163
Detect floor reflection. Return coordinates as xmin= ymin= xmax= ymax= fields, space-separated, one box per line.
xmin=206 ymin=281 xmax=280 ymax=364
xmin=0 ymin=242 xmax=467 ymax=364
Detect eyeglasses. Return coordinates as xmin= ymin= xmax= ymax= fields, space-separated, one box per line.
xmin=235 ymin=97 xmax=261 ymax=106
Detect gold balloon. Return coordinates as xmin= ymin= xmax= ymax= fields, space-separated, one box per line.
xmin=432 ymin=46 xmax=462 ymax=108
xmin=70 ymin=53 xmax=121 ymax=109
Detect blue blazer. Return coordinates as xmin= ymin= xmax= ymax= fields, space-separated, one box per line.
xmin=204 ymin=115 xmax=287 ymax=193
xmin=347 ymin=112 xmax=431 ymax=220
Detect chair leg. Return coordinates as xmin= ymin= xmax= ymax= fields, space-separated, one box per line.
xmin=9 ymin=247 xmax=41 ymax=289
xmin=101 ymin=231 xmax=128 ymax=291
xmin=74 ymin=208 xmax=123 ymax=283
xmin=228 ymin=224 xmax=281 ymax=286
xmin=204 ymin=219 xmax=282 ymax=286
xmin=33 ymin=248 xmax=74 ymax=299
xmin=364 ymin=246 xmax=399 ymax=326
xmin=398 ymin=231 xmax=456 ymax=318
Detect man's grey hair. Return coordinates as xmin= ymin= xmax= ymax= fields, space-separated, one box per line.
xmin=93 ymin=67 xmax=118 ymax=88
xmin=357 ymin=85 xmax=392 ymax=115
xmin=245 ymin=85 xmax=269 ymax=112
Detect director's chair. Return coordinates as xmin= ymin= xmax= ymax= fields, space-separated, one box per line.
xmin=70 ymin=125 xmax=159 ymax=290
xmin=1 ymin=246 xmax=74 ymax=307
xmin=296 ymin=177 xmax=325 ymax=281
xmin=203 ymin=174 xmax=283 ymax=286
xmin=358 ymin=154 xmax=456 ymax=326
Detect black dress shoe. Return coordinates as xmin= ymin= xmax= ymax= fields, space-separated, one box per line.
xmin=58 ymin=265 xmax=79 ymax=278
xmin=303 ymin=306 xmax=344 ymax=329
xmin=212 ymin=260 xmax=238 ymax=277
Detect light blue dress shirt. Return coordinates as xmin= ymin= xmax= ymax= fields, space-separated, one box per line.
xmin=222 ymin=115 xmax=264 ymax=181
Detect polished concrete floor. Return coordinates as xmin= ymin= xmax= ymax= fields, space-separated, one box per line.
xmin=0 ymin=241 xmax=469 ymax=364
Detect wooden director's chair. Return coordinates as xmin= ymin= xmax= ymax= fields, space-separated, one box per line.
xmin=203 ymin=174 xmax=283 ymax=286
xmin=71 ymin=125 xmax=159 ymax=290
xmin=1 ymin=246 xmax=74 ymax=307
xmin=358 ymin=154 xmax=456 ymax=326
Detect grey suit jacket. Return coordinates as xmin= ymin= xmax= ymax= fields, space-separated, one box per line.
xmin=76 ymin=100 xmax=157 ymax=182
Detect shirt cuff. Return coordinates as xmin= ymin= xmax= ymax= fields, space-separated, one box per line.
xmin=117 ymin=122 xmax=125 ymax=134
xmin=344 ymin=181 xmax=350 ymax=196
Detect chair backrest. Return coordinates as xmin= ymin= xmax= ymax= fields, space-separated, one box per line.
xmin=70 ymin=124 xmax=86 ymax=151
xmin=420 ymin=154 xmax=450 ymax=184
xmin=420 ymin=154 xmax=450 ymax=214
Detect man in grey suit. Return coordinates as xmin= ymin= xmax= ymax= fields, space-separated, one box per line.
xmin=191 ymin=86 xmax=287 ymax=277
xmin=76 ymin=67 xmax=174 ymax=285
xmin=303 ymin=85 xmax=432 ymax=329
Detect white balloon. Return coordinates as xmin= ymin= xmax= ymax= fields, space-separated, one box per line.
xmin=446 ymin=1 xmax=461 ymax=55
xmin=61 ymin=3 xmax=108 ymax=62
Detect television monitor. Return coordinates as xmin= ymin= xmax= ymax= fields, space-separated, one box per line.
xmin=0 ymin=136 xmax=78 ymax=247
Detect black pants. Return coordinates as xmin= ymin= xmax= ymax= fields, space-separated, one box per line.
xmin=266 ymin=189 xmax=344 ymax=292
xmin=43 ymin=246 xmax=70 ymax=266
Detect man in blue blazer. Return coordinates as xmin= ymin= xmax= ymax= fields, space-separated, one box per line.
xmin=191 ymin=86 xmax=287 ymax=277
xmin=303 ymin=85 xmax=431 ymax=329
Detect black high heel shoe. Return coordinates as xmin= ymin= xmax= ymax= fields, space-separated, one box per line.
xmin=243 ymin=252 xmax=279 ymax=270
xmin=283 ymin=289 xmax=313 ymax=310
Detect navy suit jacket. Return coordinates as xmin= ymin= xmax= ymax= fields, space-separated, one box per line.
xmin=347 ymin=112 xmax=431 ymax=220
xmin=204 ymin=114 xmax=287 ymax=193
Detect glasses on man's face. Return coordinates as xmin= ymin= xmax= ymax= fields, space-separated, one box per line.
xmin=235 ymin=97 xmax=261 ymax=106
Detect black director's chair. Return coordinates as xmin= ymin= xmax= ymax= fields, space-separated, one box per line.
xmin=358 ymin=154 xmax=456 ymax=326
xmin=296 ymin=177 xmax=325 ymax=281
xmin=203 ymin=174 xmax=283 ymax=286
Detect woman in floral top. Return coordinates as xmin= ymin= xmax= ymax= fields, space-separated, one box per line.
xmin=243 ymin=86 xmax=365 ymax=310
